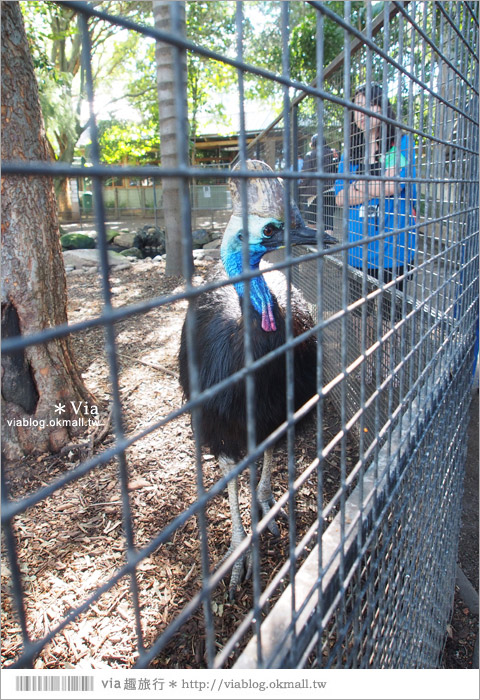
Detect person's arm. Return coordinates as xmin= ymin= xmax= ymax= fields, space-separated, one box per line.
xmin=334 ymin=153 xmax=349 ymax=207
xmin=352 ymin=167 xmax=397 ymax=200
xmin=361 ymin=140 xmax=409 ymax=199
xmin=335 ymin=181 xmax=364 ymax=207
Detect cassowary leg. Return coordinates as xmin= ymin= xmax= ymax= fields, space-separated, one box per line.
xmin=219 ymin=455 xmax=252 ymax=600
xmin=255 ymin=447 xmax=288 ymax=537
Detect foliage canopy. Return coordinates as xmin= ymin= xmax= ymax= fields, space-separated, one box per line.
xmin=21 ymin=1 xmax=383 ymax=165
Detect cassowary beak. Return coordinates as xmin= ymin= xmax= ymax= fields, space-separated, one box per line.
xmin=289 ymin=225 xmax=337 ymax=248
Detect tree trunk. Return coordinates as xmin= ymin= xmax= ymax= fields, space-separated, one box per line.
xmin=56 ymin=178 xmax=74 ymax=220
xmin=1 ymin=1 xmax=96 ymax=464
xmin=153 ymin=0 xmax=188 ymax=277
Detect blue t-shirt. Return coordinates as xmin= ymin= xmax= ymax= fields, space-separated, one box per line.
xmin=334 ymin=133 xmax=417 ymax=270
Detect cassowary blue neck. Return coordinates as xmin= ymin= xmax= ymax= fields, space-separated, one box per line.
xmin=221 ymin=250 xmax=276 ymax=332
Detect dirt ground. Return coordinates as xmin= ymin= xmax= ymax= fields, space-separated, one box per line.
xmin=441 ymin=383 xmax=479 ymax=670
xmin=1 ymin=248 xmax=477 ymax=670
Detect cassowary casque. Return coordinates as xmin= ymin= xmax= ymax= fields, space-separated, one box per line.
xmin=179 ymin=160 xmax=336 ymax=599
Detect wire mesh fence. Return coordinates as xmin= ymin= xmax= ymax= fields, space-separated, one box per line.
xmin=80 ymin=181 xmax=232 ymax=219
xmin=2 ymin=0 xmax=478 ymax=671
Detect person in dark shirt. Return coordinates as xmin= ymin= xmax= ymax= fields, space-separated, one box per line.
xmin=299 ymin=133 xmax=338 ymax=235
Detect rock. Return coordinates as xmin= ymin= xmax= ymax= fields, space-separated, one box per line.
xmin=63 ymin=249 xmax=131 ymax=269
xmin=192 ymin=228 xmax=211 ymax=249
xmin=133 ymin=225 xmax=166 ymax=256
xmin=60 ymin=233 xmax=95 ymax=250
xmin=192 ymin=248 xmax=220 ymax=260
xmin=203 ymin=239 xmax=221 ymax=249
xmin=114 ymin=231 xmax=136 ymax=248
xmin=105 ymin=251 xmax=133 ymax=267
xmin=152 ymin=255 xmax=165 ymax=262
xmin=106 ymin=229 xmax=120 ymax=242
xmin=120 ymin=247 xmax=143 ymax=259
xmin=63 ymin=250 xmax=96 ymax=268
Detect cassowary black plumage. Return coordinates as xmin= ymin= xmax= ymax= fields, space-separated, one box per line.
xmin=179 ymin=160 xmax=336 ymax=599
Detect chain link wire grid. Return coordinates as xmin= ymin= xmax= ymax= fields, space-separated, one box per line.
xmin=2 ymin=0 xmax=478 ymax=670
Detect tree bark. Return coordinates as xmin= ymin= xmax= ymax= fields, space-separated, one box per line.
xmin=153 ymin=0 xmax=188 ymax=277
xmin=1 ymin=1 xmax=96 ymax=463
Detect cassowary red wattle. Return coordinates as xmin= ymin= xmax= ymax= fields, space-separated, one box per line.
xmin=178 ymin=160 xmax=336 ymax=599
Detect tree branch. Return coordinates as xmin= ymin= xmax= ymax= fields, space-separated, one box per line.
xmin=107 ymin=85 xmax=157 ymax=105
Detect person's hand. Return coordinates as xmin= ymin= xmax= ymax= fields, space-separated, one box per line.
xmin=353 ymin=180 xmax=367 ymax=197
xmin=368 ymin=132 xmax=378 ymax=161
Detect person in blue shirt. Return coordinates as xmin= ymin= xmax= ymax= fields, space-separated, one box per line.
xmin=335 ymin=83 xmax=416 ymax=292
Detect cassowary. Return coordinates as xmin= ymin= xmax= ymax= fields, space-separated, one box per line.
xmin=179 ymin=160 xmax=336 ymax=599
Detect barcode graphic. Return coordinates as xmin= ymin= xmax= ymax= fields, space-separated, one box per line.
xmin=15 ymin=676 xmax=94 ymax=692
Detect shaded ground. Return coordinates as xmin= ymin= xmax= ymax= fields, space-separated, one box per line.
xmin=441 ymin=382 xmax=479 ymax=670
xmin=458 ymin=385 xmax=479 ymax=591
xmin=1 ymin=250 xmax=477 ymax=669
xmin=442 ymin=584 xmax=478 ymax=669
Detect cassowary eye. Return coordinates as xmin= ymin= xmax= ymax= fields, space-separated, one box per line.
xmin=263 ymin=223 xmax=277 ymax=238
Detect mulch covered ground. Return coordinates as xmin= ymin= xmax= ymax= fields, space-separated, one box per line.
xmin=2 ymin=254 xmax=477 ymax=669
xmin=442 ymin=586 xmax=478 ymax=669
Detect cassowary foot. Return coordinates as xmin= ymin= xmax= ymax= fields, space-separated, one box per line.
xmin=229 ymin=548 xmax=253 ymax=602
xmin=217 ymin=543 xmax=252 ymax=601
xmin=256 ymin=495 xmax=288 ymax=538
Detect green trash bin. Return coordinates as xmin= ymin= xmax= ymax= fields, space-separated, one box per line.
xmin=81 ymin=191 xmax=93 ymax=212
